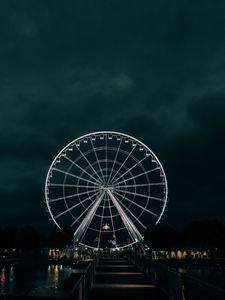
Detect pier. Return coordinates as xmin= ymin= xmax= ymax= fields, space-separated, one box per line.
xmin=67 ymin=250 xmax=225 ymax=300
xmin=89 ymin=256 xmax=168 ymax=300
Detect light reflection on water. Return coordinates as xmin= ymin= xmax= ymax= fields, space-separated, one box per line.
xmin=0 ymin=266 xmax=15 ymax=295
xmin=0 ymin=268 xmax=6 ymax=291
xmin=0 ymin=264 xmax=73 ymax=297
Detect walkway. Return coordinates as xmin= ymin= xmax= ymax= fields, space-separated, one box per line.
xmin=89 ymin=256 xmax=169 ymax=300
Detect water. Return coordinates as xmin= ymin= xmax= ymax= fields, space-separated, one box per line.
xmin=178 ymin=267 xmax=225 ymax=290
xmin=0 ymin=264 xmax=78 ymax=298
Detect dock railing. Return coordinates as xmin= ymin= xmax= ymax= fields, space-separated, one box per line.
xmin=128 ymin=250 xmax=225 ymax=300
xmin=69 ymin=255 xmax=98 ymax=300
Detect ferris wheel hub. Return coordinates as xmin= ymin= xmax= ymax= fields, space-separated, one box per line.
xmin=100 ymin=184 xmax=115 ymax=192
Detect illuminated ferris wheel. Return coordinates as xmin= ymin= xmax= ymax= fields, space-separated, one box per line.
xmin=45 ymin=131 xmax=168 ymax=249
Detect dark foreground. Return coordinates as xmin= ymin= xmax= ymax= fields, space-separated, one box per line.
xmin=1 ymin=255 xmax=225 ymax=300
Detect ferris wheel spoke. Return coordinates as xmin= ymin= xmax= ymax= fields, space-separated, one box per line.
xmin=54 ymin=191 xmax=99 ymax=219
xmin=76 ymin=145 xmax=103 ymax=183
xmin=63 ymin=155 xmax=101 ymax=184
xmin=115 ymin=182 xmax=164 ymax=189
xmin=48 ymin=183 xmax=97 ymax=189
xmin=105 ymin=135 xmax=108 ymax=182
xmin=107 ymin=138 xmax=122 ymax=184
xmin=52 ymin=167 xmax=100 ymax=186
xmin=114 ymin=188 xmax=164 ymax=202
xmin=90 ymin=139 xmax=105 ymax=181
xmin=113 ymin=167 xmax=160 ymax=186
xmin=49 ymin=188 xmax=98 ymax=203
xmin=110 ymin=144 xmax=136 ymax=183
xmin=113 ymin=190 xmax=159 ymax=218
xmin=112 ymin=155 xmax=148 ymax=185
xmin=115 ymin=195 xmax=147 ymax=230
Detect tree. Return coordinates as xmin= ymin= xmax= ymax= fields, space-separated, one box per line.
xmin=2 ymin=226 xmax=19 ymax=249
xmin=47 ymin=226 xmax=73 ymax=248
xmin=145 ymin=225 xmax=181 ymax=249
xmin=19 ymin=226 xmax=41 ymax=253
xmin=182 ymin=219 xmax=225 ymax=248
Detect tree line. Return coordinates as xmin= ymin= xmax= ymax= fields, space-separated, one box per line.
xmin=146 ymin=219 xmax=225 ymax=251
xmin=0 ymin=219 xmax=225 ymax=254
xmin=0 ymin=225 xmax=73 ymax=255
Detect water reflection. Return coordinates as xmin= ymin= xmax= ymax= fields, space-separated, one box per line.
xmin=47 ymin=265 xmax=60 ymax=287
xmin=178 ymin=267 xmax=225 ymax=290
xmin=0 ymin=264 xmax=74 ymax=297
xmin=0 ymin=268 xmax=6 ymax=293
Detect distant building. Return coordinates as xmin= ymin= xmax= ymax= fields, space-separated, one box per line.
xmin=152 ymin=248 xmax=210 ymax=260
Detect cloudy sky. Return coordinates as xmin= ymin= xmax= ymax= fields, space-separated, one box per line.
xmin=0 ymin=0 xmax=225 ymax=230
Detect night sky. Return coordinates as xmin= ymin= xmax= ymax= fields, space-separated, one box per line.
xmin=1 ymin=0 xmax=225 ymax=231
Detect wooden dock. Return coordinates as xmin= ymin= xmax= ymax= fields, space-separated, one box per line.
xmin=89 ymin=257 xmax=169 ymax=300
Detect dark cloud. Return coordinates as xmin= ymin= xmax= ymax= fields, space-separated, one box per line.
xmin=0 ymin=0 xmax=225 ymax=229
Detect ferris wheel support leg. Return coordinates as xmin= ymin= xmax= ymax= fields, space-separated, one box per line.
xmin=73 ymin=192 xmax=105 ymax=244
xmin=107 ymin=189 xmax=146 ymax=254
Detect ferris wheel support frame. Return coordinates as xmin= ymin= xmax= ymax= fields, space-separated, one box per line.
xmin=73 ymin=186 xmax=146 ymax=251
xmin=107 ymin=189 xmax=146 ymax=252
xmin=73 ymin=191 xmax=105 ymax=243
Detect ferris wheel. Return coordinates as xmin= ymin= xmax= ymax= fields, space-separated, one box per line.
xmin=45 ymin=131 xmax=168 ymax=250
